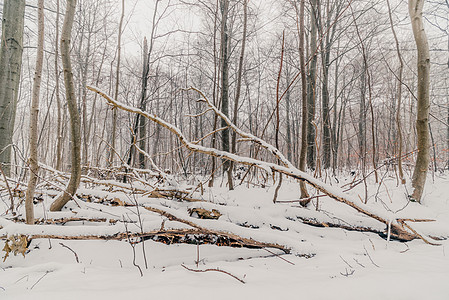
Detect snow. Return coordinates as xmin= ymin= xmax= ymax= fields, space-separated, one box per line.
xmin=1 ymin=173 xmax=449 ymax=299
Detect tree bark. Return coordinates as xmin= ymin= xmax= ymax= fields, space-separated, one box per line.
xmin=298 ymin=0 xmax=309 ymax=199
xmin=25 ymin=0 xmax=45 ymax=224
xmin=0 ymin=0 xmax=25 ymax=176
xmin=126 ymin=1 xmax=158 ymax=177
xmin=229 ymin=0 xmax=248 ymax=190
xmin=54 ymin=0 xmax=63 ymax=171
xmin=219 ymin=0 xmax=232 ymax=189
xmin=409 ymin=0 xmax=430 ymax=203
xmin=387 ymin=0 xmax=406 ymax=184
xmin=138 ymin=37 xmax=149 ymax=169
xmin=50 ymin=0 xmax=81 ymax=211
xmin=320 ymin=1 xmax=334 ymax=170
xmin=306 ymin=0 xmax=319 ymax=170
xmin=108 ymin=0 xmax=125 ymax=168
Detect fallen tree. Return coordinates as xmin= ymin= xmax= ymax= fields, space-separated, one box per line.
xmin=0 ymin=217 xmax=290 ymax=254
xmin=87 ymin=85 xmax=439 ymax=244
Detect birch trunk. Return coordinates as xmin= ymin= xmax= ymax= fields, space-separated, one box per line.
xmin=0 ymin=0 xmax=25 ymax=176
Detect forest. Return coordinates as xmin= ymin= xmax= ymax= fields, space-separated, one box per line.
xmin=0 ymin=0 xmax=448 ymax=299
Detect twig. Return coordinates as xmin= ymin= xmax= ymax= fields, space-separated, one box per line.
xmin=30 ymin=270 xmax=52 ymax=290
xmin=353 ymin=258 xmax=365 ymax=268
xmin=127 ymin=180 xmax=149 ymax=270
xmin=363 ymin=245 xmax=380 ymax=268
xmin=400 ymin=243 xmax=410 ymax=253
xmin=339 ymin=255 xmax=353 ymax=269
xmin=124 ymin=221 xmax=143 ymax=277
xmin=263 ymin=248 xmax=295 ymax=265
xmin=14 ymin=275 xmax=29 ymax=284
xmin=340 ymin=268 xmax=355 ymax=277
xmin=181 ymin=264 xmax=245 ymax=284
xmin=59 ymin=242 xmax=80 ymax=263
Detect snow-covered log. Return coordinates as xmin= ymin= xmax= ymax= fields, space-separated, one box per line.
xmin=87 ymin=85 xmax=438 ymax=244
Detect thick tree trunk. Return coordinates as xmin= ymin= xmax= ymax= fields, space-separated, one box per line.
xmin=50 ymin=0 xmax=81 ymax=211
xmin=409 ymin=0 xmax=430 ymax=203
xmin=25 ymin=0 xmax=45 ymax=224
xmin=0 ymin=0 xmax=25 ymax=176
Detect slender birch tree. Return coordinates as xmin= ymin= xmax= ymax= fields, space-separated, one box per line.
xmin=25 ymin=0 xmax=45 ymax=224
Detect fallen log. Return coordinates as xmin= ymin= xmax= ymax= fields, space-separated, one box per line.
xmin=1 ymin=228 xmax=290 ymax=253
xmin=87 ymin=85 xmax=435 ymax=244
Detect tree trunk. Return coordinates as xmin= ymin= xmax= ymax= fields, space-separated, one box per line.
xmin=321 ymin=47 xmax=332 ymax=169
xmin=331 ymin=43 xmax=340 ymax=174
xmin=359 ymin=61 xmax=367 ymax=164
xmin=50 ymin=0 xmax=81 ymax=211
xmin=409 ymin=0 xmax=430 ymax=203
xmin=306 ymin=0 xmax=318 ymax=170
xmin=298 ymin=0 xmax=309 ymax=199
xmin=54 ymin=0 xmax=63 ymax=171
xmin=208 ymin=1 xmax=221 ymax=188
xmin=108 ymin=0 xmax=125 ymax=168
xmin=219 ymin=0 xmax=232 ymax=189
xmin=0 ymin=0 xmax=25 ymax=176
xmin=387 ymin=0 xmax=406 ymax=184
xmin=139 ymin=37 xmax=149 ymax=169
xmin=229 ymin=0 xmax=248 ymax=190
xmin=285 ymin=70 xmax=292 ymax=162
xmin=25 ymin=0 xmax=45 ymax=224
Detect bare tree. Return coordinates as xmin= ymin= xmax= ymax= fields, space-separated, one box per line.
xmin=109 ymin=0 xmax=125 ymax=168
xmin=298 ymin=0 xmax=309 ymax=199
xmin=25 ymin=0 xmax=45 ymax=224
xmin=0 ymin=0 xmax=26 ymax=176
xmin=307 ymin=0 xmax=319 ymax=170
xmin=409 ymin=0 xmax=430 ymax=203
xmin=387 ymin=0 xmax=406 ymax=184
xmin=54 ymin=0 xmax=63 ymax=171
xmin=50 ymin=0 xmax=81 ymax=211
xmin=219 ymin=0 xmax=233 ymax=189
xmin=229 ymin=0 xmax=248 ymax=190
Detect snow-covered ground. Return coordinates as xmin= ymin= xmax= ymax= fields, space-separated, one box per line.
xmin=1 ymin=171 xmax=449 ymax=299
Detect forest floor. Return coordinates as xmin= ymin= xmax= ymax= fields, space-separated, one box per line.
xmin=1 ymin=170 xmax=448 ymax=299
